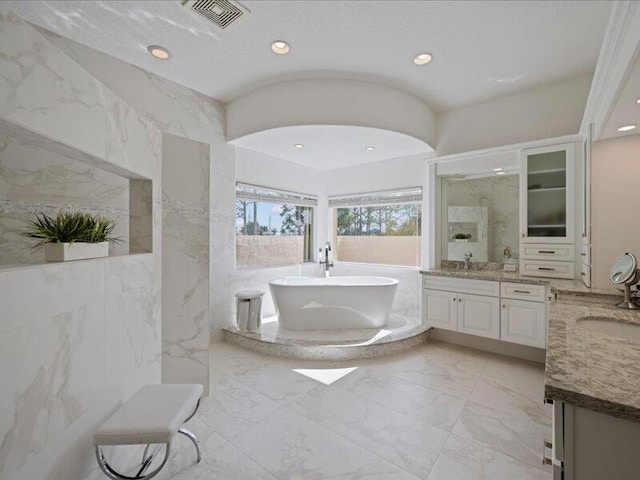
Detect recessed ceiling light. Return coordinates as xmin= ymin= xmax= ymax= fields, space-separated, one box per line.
xmin=496 ymin=171 xmax=506 ymax=175
xmin=294 ymin=143 xmax=304 ymax=149
xmin=618 ymin=125 xmax=636 ymax=132
xmin=493 ymin=168 xmax=503 ymax=172
xmin=147 ymin=45 xmax=170 ymax=60
xmin=636 ymin=98 xmax=640 ymax=104
xmin=271 ymin=41 xmax=290 ymax=55
xmin=413 ymin=53 xmax=432 ymax=65
xmin=365 ymin=146 xmax=375 ymax=151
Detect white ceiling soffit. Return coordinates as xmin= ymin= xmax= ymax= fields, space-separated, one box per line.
xmin=600 ymin=48 xmax=640 ymax=140
xmin=3 ymin=0 xmax=612 ymax=112
xmin=231 ymin=125 xmax=432 ymax=171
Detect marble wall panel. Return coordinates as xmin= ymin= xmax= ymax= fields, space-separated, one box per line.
xmin=104 ymin=282 xmax=162 ymax=398
xmin=0 ymin=11 xmax=105 ymax=159
xmin=0 ymin=302 xmax=104 ymax=478
xmin=0 ymin=259 xmax=105 ymax=334
xmin=162 ymin=133 xmax=210 ymax=392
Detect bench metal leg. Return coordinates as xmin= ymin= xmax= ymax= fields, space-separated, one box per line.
xmin=178 ymin=428 xmax=201 ymax=463
xmin=95 ymin=443 xmax=171 ymax=480
xmin=95 ymin=397 xmax=202 ymax=479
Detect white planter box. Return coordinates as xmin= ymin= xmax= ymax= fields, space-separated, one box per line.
xmin=45 ymin=242 xmax=109 ymax=262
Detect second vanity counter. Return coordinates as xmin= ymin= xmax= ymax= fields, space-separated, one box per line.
xmin=545 ymin=294 xmax=640 ymax=422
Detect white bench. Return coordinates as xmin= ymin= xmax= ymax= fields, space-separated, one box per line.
xmin=94 ymin=384 xmax=204 ymax=480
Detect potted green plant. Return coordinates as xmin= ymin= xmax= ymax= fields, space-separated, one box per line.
xmin=454 ymin=233 xmax=472 ymax=243
xmin=23 ymin=211 xmax=121 ymax=262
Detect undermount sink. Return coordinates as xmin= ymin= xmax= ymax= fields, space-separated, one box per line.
xmin=577 ymin=316 xmax=640 ymax=342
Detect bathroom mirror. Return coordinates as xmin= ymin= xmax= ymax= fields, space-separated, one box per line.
xmin=438 ymin=153 xmax=520 ymax=264
xmin=609 ymin=252 xmax=640 ymax=309
xmin=609 ymin=252 xmax=638 ymax=285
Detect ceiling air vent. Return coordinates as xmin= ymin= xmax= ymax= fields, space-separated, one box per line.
xmin=181 ymin=0 xmax=250 ymax=30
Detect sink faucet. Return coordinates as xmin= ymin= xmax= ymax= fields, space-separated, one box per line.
xmin=463 ymin=252 xmax=473 ymax=271
xmin=319 ymin=241 xmax=333 ymax=276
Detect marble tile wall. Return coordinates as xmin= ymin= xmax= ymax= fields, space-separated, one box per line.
xmin=38 ymin=28 xmax=236 ymax=346
xmin=445 ymin=175 xmax=519 ymax=262
xmin=162 ymin=132 xmax=210 ymax=394
xmin=0 ymin=11 xmax=162 ymax=480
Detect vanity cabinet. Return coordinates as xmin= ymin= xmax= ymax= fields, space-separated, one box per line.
xmin=422 ymin=276 xmax=547 ymax=348
xmin=549 ymin=400 xmax=640 ymax=480
xmin=520 ymin=143 xmax=576 ymax=279
xmin=422 ymin=277 xmax=500 ymax=339
xmin=423 ymin=288 xmax=500 ymax=339
xmin=422 ymin=276 xmax=547 ymax=347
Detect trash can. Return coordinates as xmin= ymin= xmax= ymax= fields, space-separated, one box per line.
xmin=235 ymin=290 xmax=265 ymax=331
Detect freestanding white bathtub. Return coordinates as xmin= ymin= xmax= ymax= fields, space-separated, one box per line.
xmin=268 ymin=276 xmax=399 ymax=330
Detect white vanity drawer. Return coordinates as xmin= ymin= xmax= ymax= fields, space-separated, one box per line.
xmin=501 ymin=282 xmax=546 ymax=302
xmin=521 ymin=244 xmax=575 ymax=261
xmin=520 ymin=260 xmax=575 ymax=279
xmin=422 ymin=276 xmax=500 ymax=297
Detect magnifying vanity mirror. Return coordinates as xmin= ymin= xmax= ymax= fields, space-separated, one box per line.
xmin=609 ymin=252 xmax=640 ymax=309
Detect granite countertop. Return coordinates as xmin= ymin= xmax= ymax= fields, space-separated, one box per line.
xmin=545 ymin=295 xmax=640 ymax=422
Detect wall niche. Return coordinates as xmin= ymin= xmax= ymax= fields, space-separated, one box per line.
xmin=0 ymin=119 xmax=152 ymax=267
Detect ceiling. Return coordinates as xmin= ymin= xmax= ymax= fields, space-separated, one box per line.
xmin=601 ymin=51 xmax=640 ymax=140
xmin=5 ymin=0 xmax=612 ymax=112
xmin=232 ymin=125 xmax=432 ymax=170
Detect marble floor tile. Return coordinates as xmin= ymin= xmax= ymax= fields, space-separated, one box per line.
xmin=426 ymin=435 xmax=551 ymax=480
xmin=452 ymin=402 xmax=552 ymax=471
xmin=197 ymin=376 xmax=282 ymax=440
xmin=468 ymin=377 xmax=551 ymax=425
xmin=290 ymin=385 xmax=449 ymax=478
xmin=228 ymin=363 xmax=322 ymax=405
xmin=230 ymin=408 xmax=421 ymax=480
xmin=336 ymin=368 xmax=467 ymax=431
xmin=170 ymin=442 xmax=278 ymax=480
xmin=393 ymin=360 xmax=481 ymax=399
xmin=480 ymin=354 xmax=546 ymax=398
xmin=168 ymin=342 xmax=554 ymax=480
xmin=210 ymin=342 xmax=282 ymax=377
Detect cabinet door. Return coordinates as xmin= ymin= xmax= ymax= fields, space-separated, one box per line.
xmin=520 ymin=143 xmax=575 ymax=244
xmin=423 ymin=289 xmax=457 ymax=330
xmin=457 ymin=293 xmax=500 ymax=339
xmin=501 ymin=299 xmax=546 ymax=348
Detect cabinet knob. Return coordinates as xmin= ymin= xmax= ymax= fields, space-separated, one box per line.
xmin=502 ymin=304 xmax=506 ymax=309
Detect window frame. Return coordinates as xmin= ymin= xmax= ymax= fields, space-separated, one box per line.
xmin=235 ymin=183 xmax=317 ymax=269
xmin=329 ymin=187 xmax=423 ymax=268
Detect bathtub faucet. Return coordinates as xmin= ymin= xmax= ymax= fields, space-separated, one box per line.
xmin=319 ymin=241 xmax=333 ymax=275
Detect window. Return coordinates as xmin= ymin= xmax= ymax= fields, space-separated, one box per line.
xmin=235 ymin=183 xmax=316 ymax=268
xmin=330 ymin=188 xmax=422 ymax=266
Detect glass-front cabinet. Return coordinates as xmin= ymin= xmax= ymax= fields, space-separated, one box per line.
xmin=519 ymin=143 xmax=576 ymax=279
xmin=520 ymin=143 xmax=575 ymax=243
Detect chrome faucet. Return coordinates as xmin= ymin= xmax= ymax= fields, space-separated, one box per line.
xmin=319 ymin=241 xmax=333 ymax=275
xmin=463 ymin=252 xmax=473 ymax=271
